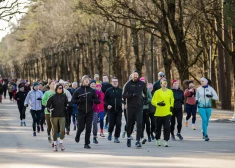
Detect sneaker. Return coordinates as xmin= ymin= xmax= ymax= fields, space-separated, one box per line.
xmin=73 ymin=126 xmax=76 ymax=130
xmin=20 ymin=122 xmax=23 ymax=126
xmin=37 ymin=126 xmax=40 ymax=133
xmin=100 ymin=132 xmax=105 ymax=137
xmin=148 ymin=136 xmax=151 ymax=142
xmin=57 ymin=132 xmax=60 ymax=138
xmin=41 ymin=126 xmax=44 ymax=132
xmin=23 ymin=122 xmax=26 ymax=126
xmin=104 ymin=125 xmax=108 ymax=130
xmin=108 ymin=133 xmax=112 ymax=141
xmin=164 ymin=141 xmax=169 ymax=147
xmin=135 ymin=141 xmax=142 ymax=148
xmin=93 ymin=137 xmax=98 ymax=144
xmin=59 ymin=143 xmax=65 ymax=151
xmin=151 ymin=134 xmax=155 ymax=140
xmin=171 ymin=135 xmax=176 ymax=141
xmin=66 ymin=131 xmax=70 ymax=135
xmin=176 ymin=133 xmax=183 ymax=140
xmin=53 ymin=145 xmax=58 ymax=152
xmin=156 ymin=139 xmax=161 ymax=146
xmin=122 ymin=131 xmax=126 ymax=138
xmin=84 ymin=144 xmax=91 ymax=149
xmin=205 ymin=135 xmax=210 ymax=141
xmin=192 ymin=126 xmax=196 ymax=130
xmin=114 ymin=137 xmax=120 ymax=143
xmin=33 ymin=132 xmax=36 ymax=136
xmin=48 ymin=136 xmax=52 ymax=143
xmin=185 ymin=121 xmax=188 ymax=127
xmin=142 ymin=139 xmax=147 ymax=144
xmin=75 ymin=135 xmax=80 ymax=143
xmin=127 ymin=138 xmax=131 ymax=147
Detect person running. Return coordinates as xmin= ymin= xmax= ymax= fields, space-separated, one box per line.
xmin=102 ymin=75 xmax=112 ymax=129
xmin=2 ymin=80 xmax=8 ymax=99
xmin=184 ymin=80 xmax=197 ymax=130
xmin=42 ymin=81 xmax=55 ymax=145
xmin=89 ymin=80 xmax=101 ymax=144
xmin=139 ymin=77 xmax=152 ymax=144
xmin=24 ymin=82 xmax=43 ymax=136
xmin=73 ymin=75 xmax=100 ymax=149
xmin=105 ymin=77 xmax=123 ymax=143
xmin=152 ymin=72 xmax=165 ymax=94
xmin=96 ymin=83 xmax=105 ymax=137
xmin=122 ymin=70 xmax=147 ymax=148
xmin=8 ymin=82 xmax=14 ymax=102
xmin=171 ymin=80 xmax=184 ymax=140
xmin=39 ymin=82 xmax=46 ymax=132
xmin=0 ymin=82 xmax=3 ymax=103
xmin=14 ymin=83 xmax=27 ymax=126
xmin=46 ymin=83 xmax=68 ymax=151
xmin=196 ymin=77 xmax=218 ymax=141
xmin=151 ymin=78 xmax=174 ymax=147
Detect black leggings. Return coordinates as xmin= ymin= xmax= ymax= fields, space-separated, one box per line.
xmin=141 ymin=109 xmax=151 ymax=138
xmin=18 ymin=104 xmax=26 ymax=120
xmin=124 ymin=109 xmax=135 ymax=133
xmin=171 ymin=108 xmax=183 ymax=135
xmin=155 ymin=115 xmax=171 ymax=141
xmin=148 ymin=112 xmax=155 ymax=135
xmin=9 ymin=92 xmax=13 ymax=100
xmin=30 ymin=110 xmax=41 ymax=132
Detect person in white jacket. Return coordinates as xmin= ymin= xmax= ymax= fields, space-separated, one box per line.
xmin=196 ymin=77 xmax=218 ymax=141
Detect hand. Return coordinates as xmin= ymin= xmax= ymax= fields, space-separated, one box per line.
xmin=206 ymin=94 xmax=213 ymax=98
xmin=143 ymin=98 xmax=149 ymax=105
xmin=170 ymin=107 xmax=174 ymax=112
xmin=25 ymin=104 xmax=28 ymax=107
xmin=132 ymin=93 xmax=138 ymax=97
xmin=37 ymin=98 xmax=42 ymax=100
xmin=48 ymin=108 xmax=54 ymax=113
xmin=107 ymin=105 xmax=112 ymax=109
xmin=189 ymin=88 xmax=194 ymax=92
xmin=157 ymin=101 xmax=166 ymax=106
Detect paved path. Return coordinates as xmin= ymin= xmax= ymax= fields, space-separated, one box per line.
xmin=0 ymin=98 xmax=235 ymax=168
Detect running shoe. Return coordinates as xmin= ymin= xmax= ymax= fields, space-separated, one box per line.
xmin=114 ymin=138 xmax=120 ymax=143
xmin=135 ymin=141 xmax=142 ymax=148
xmin=73 ymin=126 xmax=76 ymax=130
xmin=37 ymin=125 xmax=40 ymax=133
xmin=205 ymin=135 xmax=210 ymax=141
xmin=122 ymin=131 xmax=126 ymax=138
xmin=176 ymin=133 xmax=183 ymax=140
xmin=84 ymin=144 xmax=91 ymax=149
xmin=156 ymin=139 xmax=161 ymax=146
xmin=148 ymin=136 xmax=151 ymax=142
xmin=57 ymin=132 xmax=60 ymax=138
xmin=75 ymin=135 xmax=80 ymax=143
xmin=93 ymin=137 xmax=98 ymax=144
xmin=171 ymin=135 xmax=176 ymax=141
xmin=66 ymin=131 xmax=70 ymax=135
xmin=127 ymin=138 xmax=131 ymax=147
xmin=185 ymin=121 xmax=188 ymax=127
xmin=108 ymin=133 xmax=112 ymax=141
xmin=142 ymin=139 xmax=147 ymax=144
xmin=23 ymin=122 xmax=26 ymax=126
xmin=41 ymin=125 xmax=44 ymax=132
xmin=151 ymin=133 xmax=155 ymax=140
xmin=20 ymin=122 xmax=23 ymax=126
xmin=192 ymin=126 xmax=196 ymax=130
xmin=164 ymin=141 xmax=169 ymax=147
xmin=48 ymin=136 xmax=52 ymax=143
xmin=53 ymin=145 xmax=58 ymax=152
xmin=33 ymin=132 xmax=36 ymax=136
xmin=100 ymin=132 xmax=105 ymax=137
xmin=59 ymin=143 xmax=65 ymax=151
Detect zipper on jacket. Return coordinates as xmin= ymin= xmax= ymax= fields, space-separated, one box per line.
xmin=85 ymin=87 xmax=87 ymax=113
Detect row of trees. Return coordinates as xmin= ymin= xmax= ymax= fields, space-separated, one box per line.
xmin=0 ymin=0 xmax=234 ymax=110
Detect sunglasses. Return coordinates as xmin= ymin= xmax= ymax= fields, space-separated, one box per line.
xmin=58 ymin=87 xmax=63 ymax=90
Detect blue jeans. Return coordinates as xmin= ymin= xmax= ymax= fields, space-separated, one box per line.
xmin=99 ymin=111 xmax=105 ymax=130
xmin=198 ymin=108 xmax=212 ymax=136
xmin=185 ymin=104 xmax=197 ymax=124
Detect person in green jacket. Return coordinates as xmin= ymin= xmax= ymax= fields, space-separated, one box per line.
xmin=151 ymin=78 xmax=174 ymax=147
xmin=42 ymin=81 xmax=55 ymax=144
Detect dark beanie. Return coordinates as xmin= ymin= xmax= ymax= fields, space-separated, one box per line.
xmin=90 ymin=80 xmax=96 ymax=84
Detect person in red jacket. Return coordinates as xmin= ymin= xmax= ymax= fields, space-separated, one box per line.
xmin=96 ymin=84 xmax=105 ymax=137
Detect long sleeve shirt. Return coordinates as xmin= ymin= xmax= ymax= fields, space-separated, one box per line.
xmin=24 ymin=90 xmax=43 ymax=111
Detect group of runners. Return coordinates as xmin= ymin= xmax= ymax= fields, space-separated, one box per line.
xmin=0 ymin=71 xmax=218 ymax=151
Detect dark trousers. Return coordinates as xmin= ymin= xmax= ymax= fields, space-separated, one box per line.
xmin=40 ymin=106 xmax=45 ymax=126
xmin=155 ymin=115 xmax=171 ymax=141
xmin=124 ymin=109 xmax=134 ymax=133
xmin=65 ymin=107 xmax=73 ymax=131
xmin=108 ymin=111 xmax=122 ymax=138
xmin=76 ymin=111 xmax=93 ymax=145
xmin=141 ymin=109 xmax=150 ymax=138
xmin=30 ymin=110 xmax=41 ymax=132
xmin=127 ymin=107 xmax=143 ymax=141
xmin=8 ymin=92 xmax=13 ymax=100
xmin=171 ymin=108 xmax=183 ymax=135
xmin=18 ymin=104 xmax=26 ymax=120
xmin=3 ymin=88 xmax=7 ymax=98
xmin=186 ymin=103 xmax=197 ymax=124
xmin=148 ymin=112 xmax=155 ymax=135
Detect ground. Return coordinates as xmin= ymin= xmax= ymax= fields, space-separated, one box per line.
xmin=0 ymin=98 xmax=235 ymax=168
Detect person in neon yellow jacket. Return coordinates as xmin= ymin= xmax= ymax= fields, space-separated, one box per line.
xmin=151 ymin=78 xmax=174 ymax=147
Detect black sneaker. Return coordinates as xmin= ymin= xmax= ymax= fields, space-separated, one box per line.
xmin=93 ymin=137 xmax=98 ymax=144
xmin=127 ymin=138 xmax=131 ymax=147
xmin=176 ymin=133 xmax=183 ymax=140
xmin=171 ymin=135 xmax=176 ymax=140
xmin=205 ymin=135 xmax=210 ymax=141
xmin=148 ymin=136 xmax=151 ymax=142
xmin=84 ymin=144 xmax=91 ymax=149
xmin=135 ymin=141 xmax=142 ymax=148
xmin=41 ymin=125 xmax=44 ymax=132
xmin=75 ymin=135 xmax=80 ymax=143
xmin=151 ymin=134 xmax=155 ymax=140
xmin=37 ymin=125 xmax=40 ymax=133
xmin=142 ymin=139 xmax=147 ymax=144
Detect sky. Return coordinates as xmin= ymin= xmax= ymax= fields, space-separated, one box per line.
xmin=0 ymin=0 xmax=30 ymax=41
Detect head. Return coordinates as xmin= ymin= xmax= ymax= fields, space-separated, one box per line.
xmin=160 ymin=78 xmax=167 ymax=89
xmin=59 ymin=79 xmax=65 ymax=86
xmin=172 ymin=80 xmax=179 ymax=89
xmin=111 ymin=77 xmax=119 ymax=88
xmin=49 ymin=81 xmax=56 ymax=90
xmin=39 ymin=83 xmax=44 ymax=90
xmin=19 ymin=84 xmax=25 ymax=92
xmin=96 ymin=83 xmax=102 ymax=91
xmin=132 ymin=70 xmax=139 ymax=82
xmin=94 ymin=74 xmax=100 ymax=81
xmin=72 ymin=82 xmax=78 ymax=89
xmin=189 ymin=81 xmax=194 ymax=89
xmin=64 ymin=82 xmax=69 ymax=89
xmin=90 ymin=80 xmax=96 ymax=89
xmin=55 ymin=84 xmax=63 ymax=94
xmin=33 ymin=82 xmax=39 ymax=91
xmin=158 ymin=72 xmax=165 ymax=80
xmin=200 ymin=77 xmax=208 ymax=87
xmin=103 ymin=75 xmax=109 ymax=83
xmin=148 ymin=83 xmax=153 ymax=92
xmin=81 ymin=75 xmax=90 ymax=86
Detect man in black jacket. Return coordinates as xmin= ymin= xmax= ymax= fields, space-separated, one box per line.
xmin=105 ymin=77 xmax=123 ymax=143
xmin=72 ymin=75 xmax=100 ymax=149
xmin=122 ymin=70 xmax=147 ymax=148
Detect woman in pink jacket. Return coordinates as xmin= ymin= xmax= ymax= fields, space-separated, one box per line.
xmin=96 ymin=84 xmax=105 ymax=137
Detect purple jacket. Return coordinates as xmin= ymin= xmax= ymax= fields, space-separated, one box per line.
xmin=93 ymin=90 xmax=101 ymax=112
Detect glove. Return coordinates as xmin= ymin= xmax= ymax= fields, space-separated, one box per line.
xmin=206 ymin=94 xmax=213 ymax=98
xmin=157 ymin=101 xmax=166 ymax=106
xmin=170 ymin=107 xmax=174 ymax=112
xmin=132 ymin=93 xmax=138 ymax=97
xmin=25 ymin=104 xmax=28 ymax=107
xmin=37 ymin=98 xmax=42 ymax=100
xmin=143 ymin=98 xmax=149 ymax=105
